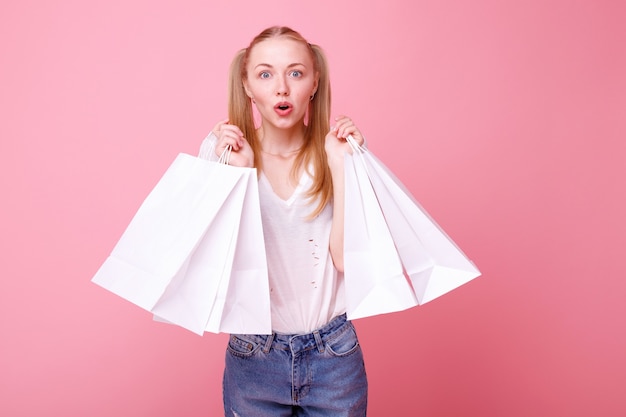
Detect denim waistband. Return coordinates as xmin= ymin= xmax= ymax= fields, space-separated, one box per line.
xmin=262 ymin=314 xmax=350 ymax=355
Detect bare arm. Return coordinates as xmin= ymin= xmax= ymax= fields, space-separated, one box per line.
xmin=325 ymin=116 xmax=364 ymax=272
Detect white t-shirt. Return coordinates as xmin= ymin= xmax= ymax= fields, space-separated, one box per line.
xmin=199 ymin=134 xmax=346 ymax=334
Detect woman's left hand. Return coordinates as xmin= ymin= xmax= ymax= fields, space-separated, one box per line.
xmin=325 ymin=115 xmax=364 ymax=168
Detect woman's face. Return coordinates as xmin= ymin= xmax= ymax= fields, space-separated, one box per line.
xmin=244 ymin=37 xmax=318 ymax=132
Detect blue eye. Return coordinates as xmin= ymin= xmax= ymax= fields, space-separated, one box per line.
xmin=290 ymin=70 xmax=302 ymax=78
xmin=259 ymin=71 xmax=270 ymax=79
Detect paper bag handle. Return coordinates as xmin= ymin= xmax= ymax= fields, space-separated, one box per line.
xmin=217 ymin=145 xmax=233 ymax=165
xmin=346 ymin=135 xmax=366 ymax=154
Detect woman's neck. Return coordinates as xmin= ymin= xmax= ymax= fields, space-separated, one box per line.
xmin=258 ymin=123 xmax=306 ymax=155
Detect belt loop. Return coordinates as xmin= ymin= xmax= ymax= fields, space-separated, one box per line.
xmin=262 ymin=333 xmax=275 ymax=353
xmin=313 ymin=330 xmax=325 ymax=353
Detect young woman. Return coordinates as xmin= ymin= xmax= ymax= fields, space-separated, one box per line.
xmin=201 ymin=26 xmax=368 ymax=416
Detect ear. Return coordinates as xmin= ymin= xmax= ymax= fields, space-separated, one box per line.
xmin=312 ymin=72 xmax=319 ymax=96
xmin=243 ymin=81 xmax=253 ymax=99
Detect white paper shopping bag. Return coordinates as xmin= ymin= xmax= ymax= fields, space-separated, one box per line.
xmin=343 ymin=145 xmax=418 ymax=320
xmin=364 ymin=150 xmax=480 ymax=303
xmin=150 ymin=164 xmax=249 ymax=334
xmin=92 ymin=152 xmax=275 ymax=335
xmin=92 ymin=154 xmax=245 ymax=315
xmin=205 ymin=170 xmax=271 ymax=335
xmin=346 ymin=136 xmax=480 ymax=305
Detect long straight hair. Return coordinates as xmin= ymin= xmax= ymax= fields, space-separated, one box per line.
xmin=227 ymin=26 xmax=333 ymax=217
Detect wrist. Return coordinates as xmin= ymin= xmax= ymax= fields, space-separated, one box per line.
xmin=326 ymin=152 xmax=344 ymax=172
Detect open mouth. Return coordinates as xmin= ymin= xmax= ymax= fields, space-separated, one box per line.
xmin=274 ymin=102 xmax=293 ymax=116
xmin=275 ymin=102 xmax=292 ymax=110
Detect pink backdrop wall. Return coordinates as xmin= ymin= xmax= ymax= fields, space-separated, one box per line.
xmin=1 ymin=0 xmax=625 ymax=415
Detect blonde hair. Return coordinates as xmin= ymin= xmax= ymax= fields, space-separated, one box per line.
xmin=227 ymin=26 xmax=333 ymax=218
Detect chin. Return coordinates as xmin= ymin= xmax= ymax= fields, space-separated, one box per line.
xmin=273 ymin=117 xmax=305 ymax=130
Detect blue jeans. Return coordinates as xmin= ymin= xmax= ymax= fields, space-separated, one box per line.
xmin=223 ymin=314 xmax=368 ymax=416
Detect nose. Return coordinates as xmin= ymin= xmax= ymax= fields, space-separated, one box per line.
xmin=276 ymin=76 xmax=289 ymax=96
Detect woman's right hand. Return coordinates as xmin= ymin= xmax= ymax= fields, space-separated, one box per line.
xmin=212 ymin=118 xmax=255 ymax=167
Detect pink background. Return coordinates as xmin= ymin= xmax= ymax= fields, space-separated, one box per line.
xmin=1 ymin=0 xmax=625 ymax=416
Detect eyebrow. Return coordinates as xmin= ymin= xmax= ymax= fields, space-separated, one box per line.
xmin=254 ymin=63 xmax=306 ymax=69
